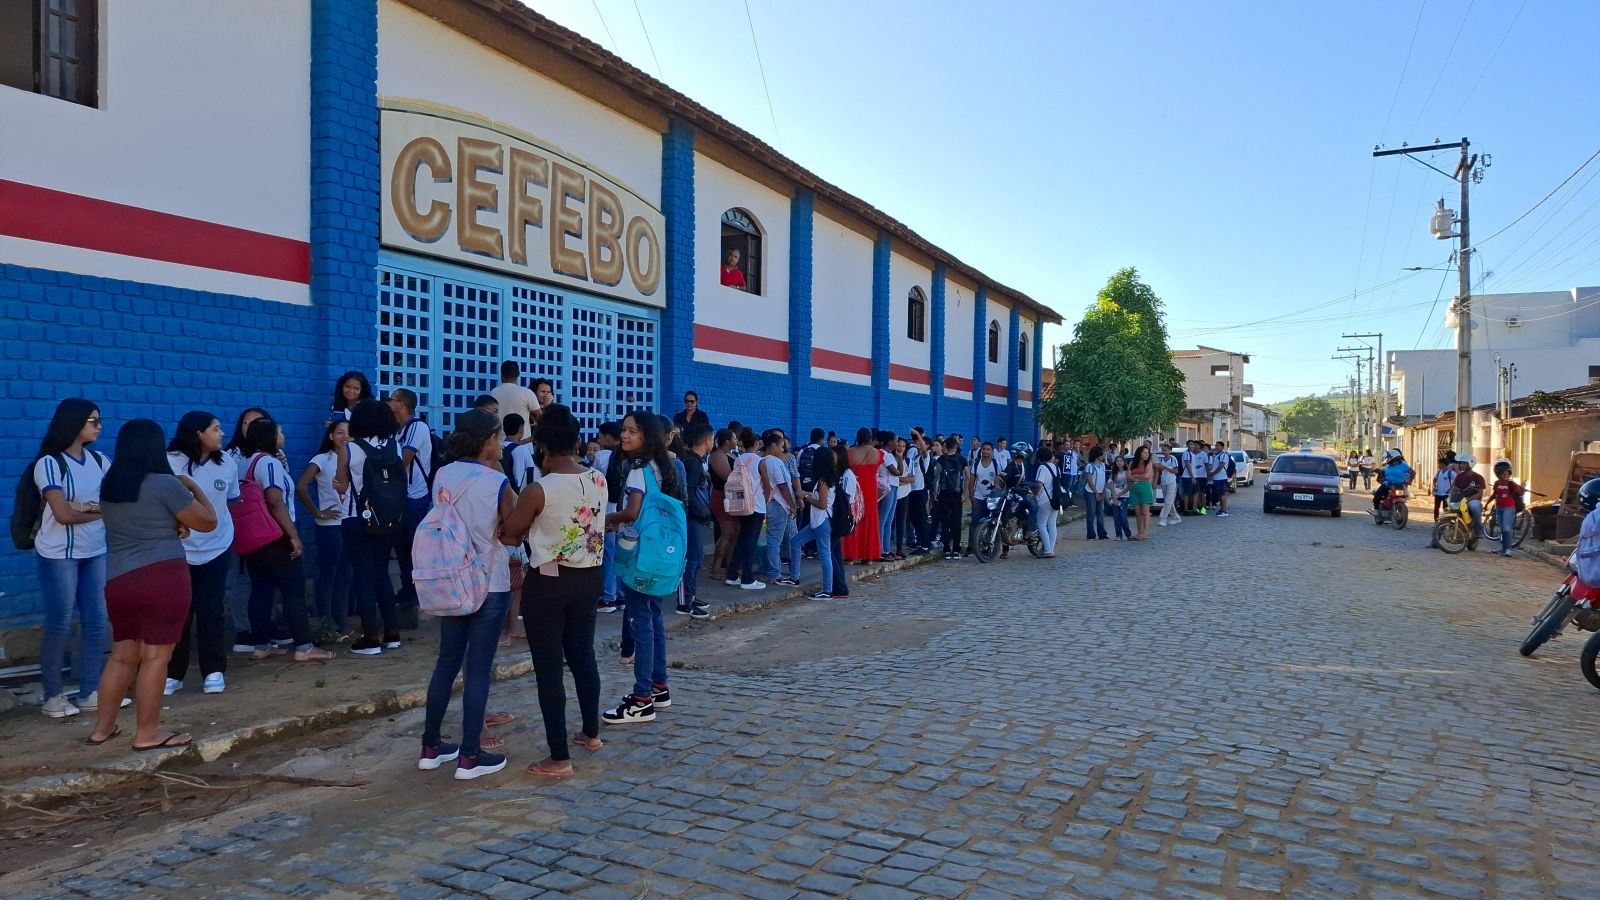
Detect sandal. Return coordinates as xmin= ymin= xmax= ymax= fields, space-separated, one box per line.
xmin=572 ymin=733 xmax=603 ymax=753
xmin=294 ymin=648 xmax=334 ymax=662
xmin=527 ymin=758 xmax=574 ymax=778
xmin=250 ymin=647 xmax=286 ymax=660
xmin=484 ymin=711 xmax=516 ymax=727
xmin=497 ymin=634 xmax=513 ymax=648
xmin=85 ymin=726 xmax=122 ymax=746
xmin=481 ymin=730 xmax=506 ymax=752
xmin=133 ymin=732 xmax=192 ymax=751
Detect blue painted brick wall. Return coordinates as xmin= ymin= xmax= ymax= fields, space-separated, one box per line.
xmin=870 ymin=233 xmax=891 ymax=426
xmin=787 ymin=189 xmax=814 ymax=435
xmin=659 ymin=119 xmax=696 ymax=409
xmin=1006 ymin=305 xmax=1021 ymax=442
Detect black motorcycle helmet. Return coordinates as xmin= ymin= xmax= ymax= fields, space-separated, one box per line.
xmin=1579 ymin=477 xmax=1600 ymax=514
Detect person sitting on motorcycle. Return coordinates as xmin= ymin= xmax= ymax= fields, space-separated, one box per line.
xmin=1573 ymin=477 xmax=1600 ymax=588
xmin=1446 ymin=454 xmax=1487 ymax=536
xmin=1372 ymin=448 xmax=1413 ymax=510
xmin=1001 ymin=442 xmax=1038 ymax=538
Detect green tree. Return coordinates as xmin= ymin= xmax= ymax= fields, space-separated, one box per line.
xmin=1280 ymin=396 xmax=1340 ymax=441
xmin=1038 ymin=268 xmax=1186 ymax=441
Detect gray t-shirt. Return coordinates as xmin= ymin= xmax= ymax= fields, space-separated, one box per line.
xmin=101 ymin=474 xmax=194 ymax=580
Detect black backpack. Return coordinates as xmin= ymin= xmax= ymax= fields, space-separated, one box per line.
xmin=356 ymin=439 xmax=408 ymax=533
xmin=830 ymin=478 xmax=856 ymax=536
xmin=10 ymin=452 xmax=105 ymax=551
xmin=604 ymin=448 xmax=628 ymax=507
xmin=935 ymin=456 xmax=965 ymax=497
xmin=797 ymin=444 xmax=822 ymax=493
xmin=1050 ymin=463 xmax=1070 ymax=510
xmin=428 ymin=431 xmax=452 ymax=486
xmin=682 ymin=453 xmax=712 ymax=523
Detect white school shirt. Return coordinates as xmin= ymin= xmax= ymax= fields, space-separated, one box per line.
xmin=893 ymin=455 xmax=914 ymax=500
xmin=228 ymin=447 xmax=251 ymax=480
xmin=993 ymin=449 xmax=1012 ymax=471
xmin=804 ymin=480 xmax=832 ymax=530
xmin=761 ymin=455 xmax=792 ymax=513
xmin=907 ymin=446 xmax=926 ymax=492
xmin=31 ymin=450 xmax=108 ymax=559
xmin=1158 ymin=454 xmax=1179 ymax=486
xmin=1434 ymin=469 xmax=1456 ymax=496
xmin=505 ymin=441 xmax=539 ymax=490
xmin=971 ymin=460 xmax=1001 ymax=501
xmin=594 ymin=448 xmax=617 ymax=514
xmin=343 ymin=438 xmax=396 ymax=520
xmin=1360 ymin=454 xmax=1375 ymax=469
xmin=840 ymin=469 xmax=860 ymax=520
xmin=1084 ymin=461 xmax=1108 ymax=496
xmin=167 ymin=451 xmax=239 ymax=561
xmin=432 ymin=461 xmax=511 ymax=592
xmin=307 ymin=449 xmax=353 ymax=527
xmin=1209 ymin=452 xmax=1230 ymax=481
xmin=396 ymin=418 xmax=433 ymax=500
xmin=1034 ymin=463 xmax=1056 ymax=504
xmin=245 ymin=452 xmax=297 ymax=524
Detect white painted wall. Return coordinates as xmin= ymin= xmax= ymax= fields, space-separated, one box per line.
xmin=1016 ymin=312 xmax=1036 ymax=407
xmin=693 ymin=153 xmax=790 ymax=359
xmin=810 ymin=213 xmax=874 ymax=384
xmin=0 ymin=0 xmax=310 ymax=303
xmin=1393 ymin=342 xmax=1600 ymax=416
xmin=379 ymin=1 xmax=661 ymax=207
xmin=888 ymin=252 xmax=933 ymax=393
xmin=943 ymin=276 xmax=975 ymax=398
xmin=984 ymin=296 xmax=1011 ymax=404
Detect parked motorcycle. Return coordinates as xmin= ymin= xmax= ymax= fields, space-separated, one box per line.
xmin=1432 ymin=498 xmax=1481 ymax=553
xmin=968 ymin=484 xmax=1045 ymax=563
xmin=1372 ymin=484 xmax=1409 ymax=529
xmin=1519 ymin=554 xmax=1600 ymax=656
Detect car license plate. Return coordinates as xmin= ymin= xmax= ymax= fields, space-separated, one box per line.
xmin=1293 ymin=493 xmax=1314 ymax=501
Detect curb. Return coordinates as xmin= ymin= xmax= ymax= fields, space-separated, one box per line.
xmin=5 ymin=510 xmax=1090 ymax=800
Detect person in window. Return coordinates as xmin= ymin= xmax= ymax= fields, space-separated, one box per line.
xmin=720 ymin=248 xmax=747 ymax=290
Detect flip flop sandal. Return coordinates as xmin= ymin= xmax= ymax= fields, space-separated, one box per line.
xmin=572 ymin=735 xmax=603 ymax=753
xmin=526 ymin=759 xmax=574 ymax=778
xmin=481 ymin=731 xmax=506 ymax=751
xmin=484 ymin=712 xmax=516 ymax=726
xmin=84 ymin=726 xmax=122 ymax=746
xmin=133 ymin=732 xmax=192 ymax=752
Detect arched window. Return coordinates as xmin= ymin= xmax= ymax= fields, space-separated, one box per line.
xmin=906 ymin=287 xmax=927 ymax=342
xmin=719 ymin=208 xmax=762 ymax=295
xmin=1018 ymin=333 xmax=1028 ymax=371
xmin=987 ymin=320 xmax=1000 ymax=363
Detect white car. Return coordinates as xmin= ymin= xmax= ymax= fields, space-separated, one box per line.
xmin=1228 ymin=450 xmax=1255 ymax=488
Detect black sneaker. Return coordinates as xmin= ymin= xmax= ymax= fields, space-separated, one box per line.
xmin=674 ymin=602 xmax=693 ymax=616
xmin=382 ymin=631 xmax=403 ymax=650
xmin=418 ymin=741 xmax=460 ymax=770
xmin=689 ymin=603 xmax=710 ymax=619
xmin=597 ymin=598 xmax=619 ymax=613
xmin=651 ymin=687 xmax=672 ymax=708
xmin=602 ymin=695 xmax=656 ymax=724
xmin=454 ymin=750 xmax=507 ymax=781
xmin=774 ymin=577 xmax=799 ymax=587
xmin=351 ymin=638 xmax=383 ymax=656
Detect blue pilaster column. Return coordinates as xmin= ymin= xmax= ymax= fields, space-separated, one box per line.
xmin=1007 ymin=304 xmax=1021 ymax=440
xmin=310 ymin=0 xmax=379 ymax=382
xmin=871 ymin=232 xmax=891 ymax=426
xmin=659 ymin=119 xmax=696 ymax=408
xmin=787 ymin=189 xmax=815 ymax=435
xmin=929 ymin=263 xmax=947 ymax=435
xmin=973 ymin=285 xmax=988 ymax=440
xmin=1032 ymin=318 xmax=1045 ymax=441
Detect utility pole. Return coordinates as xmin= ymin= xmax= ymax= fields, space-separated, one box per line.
xmin=1334 ymin=348 xmax=1368 ymax=449
xmin=1375 ymin=138 xmax=1482 ymax=455
xmin=1345 ymin=332 xmax=1387 ymax=448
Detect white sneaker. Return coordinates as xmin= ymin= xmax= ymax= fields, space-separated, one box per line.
xmin=203 ymin=673 xmax=226 ymax=694
xmin=740 ymin=581 xmax=767 ymax=591
xmin=72 ymin=691 xmax=130 ymax=712
xmin=41 ymin=694 xmax=80 ymax=718
xmin=163 ymin=678 xmax=183 ymax=696
xmin=723 ymin=578 xmax=740 ymax=586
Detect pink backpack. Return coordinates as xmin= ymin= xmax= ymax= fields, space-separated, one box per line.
xmin=231 ymin=455 xmax=284 ymax=555
xmin=723 ymin=455 xmax=757 ymax=516
xmin=412 ymin=468 xmax=493 ymax=617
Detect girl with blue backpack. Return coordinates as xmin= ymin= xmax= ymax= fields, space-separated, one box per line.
xmin=601 ymin=411 xmax=686 ymax=725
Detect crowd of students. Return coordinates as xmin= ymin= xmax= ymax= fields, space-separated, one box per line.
xmin=13 ymin=356 xmax=1249 ymax=774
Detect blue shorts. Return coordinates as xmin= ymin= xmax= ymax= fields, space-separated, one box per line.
xmin=1182 ymin=478 xmax=1201 ymax=496
xmin=1210 ymin=480 xmax=1228 ymax=502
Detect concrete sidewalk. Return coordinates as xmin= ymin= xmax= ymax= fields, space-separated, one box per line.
xmin=4 ymin=508 xmax=1081 ymax=796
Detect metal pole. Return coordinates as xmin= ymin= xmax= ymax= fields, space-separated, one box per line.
xmin=1456 ymin=138 xmax=1473 ymax=456
xmin=1377 ymin=333 xmax=1386 ymax=445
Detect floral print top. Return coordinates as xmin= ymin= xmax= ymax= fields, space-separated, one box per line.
xmin=528 ymin=468 xmax=608 ymax=569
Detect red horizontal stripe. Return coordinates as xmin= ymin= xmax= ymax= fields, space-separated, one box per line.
xmin=985 ymin=383 xmax=1009 ymax=398
xmin=812 ymin=347 xmax=872 ymax=376
xmin=944 ymin=374 xmax=974 ymax=392
xmin=0 ymin=180 xmax=310 ymax=284
xmin=1019 ymin=390 xmax=1034 ymax=402
xmin=694 ymin=323 xmax=789 ymax=362
xmin=888 ymin=363 xmax=931 ymax=385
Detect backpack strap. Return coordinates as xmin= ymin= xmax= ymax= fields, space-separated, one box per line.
xmin=436 ymin=463 xmax=495 ymax=507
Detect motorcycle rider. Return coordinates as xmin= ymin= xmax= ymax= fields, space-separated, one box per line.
xmin=1372 ymin=448 xmax=1413 ymax=512
xmin=1574 ymin=477 xmax=1600 ymax=588
xmin=1446 ymin=454 xmax=1487 ymax=537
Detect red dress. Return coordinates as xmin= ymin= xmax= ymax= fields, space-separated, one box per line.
xmin=841 ymin=450 xmax=881 ymax=562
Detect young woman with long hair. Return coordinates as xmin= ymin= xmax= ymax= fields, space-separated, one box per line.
xmin=295 ymin=419 xmax=354 ymax=636
xmin=339 ymin=399 xmax=403 ymax=655
xmin=87 ymin=419 xmax=217 ymax=749
xmin=329 ymin=370 xmax=373 ymax=422
xmin=240 ymin=419 xmax=332 ymax=663
xmin=840 ymin=428 xmax=882 ymax=564
xmin=601 ymin=410 xmax=683 ymax=725
xmin=500 ymin=404 xmax=606 ymax=777
xmin=163 ymin=411 xmax=240 ymax=696
xmin=829 ymin=443 xmax=855 ymax=598
xmin=707 ymin=427 xmax=738 ymax=581
xmin=415 ymin=409 xmax=514 ymax=780
xmin=21 ymin=398 xmax=112 ymax=718
xmin=788 ymin=444 xmax=838 ymax=599
xmin=225 ymin=407 xmax=270 ymax=477
xmin=1083 ymin=444 xmax=1109 ymax=540
xmin=1109 ymin=453 xmax=1133 ymax=541
xmin=1128 ymin=445 xmax=1155 ymax=541
xmin=722 ymin=428 xmax=767 ymax=589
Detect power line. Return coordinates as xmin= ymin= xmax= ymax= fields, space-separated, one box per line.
xmin=1475 ymin=147 xmax=1600 ymax=246
xmin=588 ymin=0 xmax=619 ymax=53
xmin=1379 ymin=0 xmax=1428 ymax=141
xmin=1404 ymin=0 xmax=1475 ymax=136
xmin=630 ymin=0 xmax=664 ymax=80
xmin=742 ymin=0 xmax=782 ymax=149
xmin=1412 ymin=265 xmax=1454 ymax=349
xmin=1177 ymin=270 xmax=1429 ymax=338
xmin=1443 ymin=0 xmax=1529 ymax=129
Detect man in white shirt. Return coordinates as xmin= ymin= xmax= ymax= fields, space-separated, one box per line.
xmin=905 ymin=431 xmax=930 ymax=552
xmin=490 ymin=360 xmax=540 ymax=442
xmin=389 ymin=388 xmax=435 ymax=626
xmin=993 ymin=438 xmax=1012 ymax=472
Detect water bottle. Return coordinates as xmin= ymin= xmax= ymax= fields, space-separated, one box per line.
xmin=617 ymin=525 xmax=640 ymax=554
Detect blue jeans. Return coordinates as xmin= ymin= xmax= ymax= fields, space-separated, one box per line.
xmin=1496 ymin=506 xmax=1516 ymax=552
xmin=1112 ymin=498 xmax=1132 ymax=538
xmin=1084 ymin=492 xmax=1108 ymax=538
xmin=683 ymin=521 xmax=705 ymax=604
xmin=600 ymin=531 xmax=619 ymax=602
xmin=829 ymin=530 xmax=849 ymax=596
xmin=36 ymin=554 xmax=109 ymax=699
xmin=422 ymin=590 xmax=509 ymax=757
xmin=727 ymin=512 xmax=765 ymax=584
xmin=622 ymin=586 xmax=668 ymax=698
xmin=878 ymin=491 xmax=896 ymax=554
xmin=789 ymin=516 xmax=833 ymax=590
xmin=1466 ymin=498 xmax=1484 ymax=534
xmin=312 ymin=524 xmax=351 ymax=630
xmin=764 ymin=503 xmax=792 ymax=580
xmin=394 ymin=495 xmax=432 ymax=610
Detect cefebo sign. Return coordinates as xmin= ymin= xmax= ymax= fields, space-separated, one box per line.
xmin=380 ymin=107 xmax=664 ymax=307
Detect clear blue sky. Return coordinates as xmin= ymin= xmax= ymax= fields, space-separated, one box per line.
xmin=525 ymin=0 xmax=1600 ymax=403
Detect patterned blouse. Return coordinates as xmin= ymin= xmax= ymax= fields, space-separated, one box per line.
xmin=528 ymin=469 xmax=608 ymax=569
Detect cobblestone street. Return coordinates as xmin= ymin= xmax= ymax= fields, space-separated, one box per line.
xmin=8 ymin=497 xmax=1600 ymax=899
